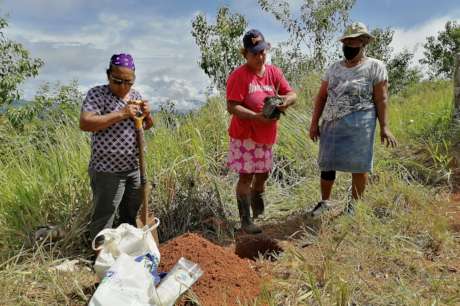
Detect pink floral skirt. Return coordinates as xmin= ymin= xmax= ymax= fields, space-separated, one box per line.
xmin=228 ymin=138 xmax=273 ymax=174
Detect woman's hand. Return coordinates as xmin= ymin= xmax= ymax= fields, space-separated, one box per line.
xmin=141 ymin=100 xmax=151 ymax=117
xmin=309 ymin=122 xmax=320 ymax=142
xmin=276 ymin=96 xmax=290 ymax=112
xmin=276 ymin=92 xmax=297 ymax=112
xmin=122 ymin=104 xmax=141 ymax=119
xmin=254 ymin=112 xmax=278 ymax=123
xmin=380 ymin=126 xmax=397 ymax=147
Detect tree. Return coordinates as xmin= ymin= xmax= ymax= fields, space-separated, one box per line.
xmin=0 ymin=15 xmax=43 ymax=106
xmin=367 ymin=28 xmax=421 ymax=94
xmin=366 ymin=27 xmax=394 ymax=64
xmin=5 ymin=81 xmax=83 ymax=130
xmin=387 ymin=50 xmax=422 ymax=94
xmin=258 ymin=0 xmax=355 ymax=71
xmin=191 ymin=7 xmax=247 ymax=92
xmin=420 ymin=21 xmax=460 ymax=79
xmin=270 ymin=43 xmax=314 ymax=86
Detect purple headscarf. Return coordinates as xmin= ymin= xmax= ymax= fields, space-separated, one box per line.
xmin=110 ymin=53 xmax=135 ymax=70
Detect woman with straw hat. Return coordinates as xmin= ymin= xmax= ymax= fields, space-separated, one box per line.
xmin=309 ymin=22 xmax=397 ymax=215
xmin=226 ymin=29 xmax=297 ymax=233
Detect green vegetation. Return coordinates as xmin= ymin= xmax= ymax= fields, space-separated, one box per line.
xmin=421 ymin=20 xmax=460 ymax=79
xmin=1 ymin=4 xmax=460 ymax=305
xmin=367 ymin=27 xmax=422 ymax=94
xmin=191 ymin=7 xmax=247 ymax=92
xmin=1 ymin=78 xmax=458 ymax=305
xmin=0 ymin=15 xmax=43 ymax=107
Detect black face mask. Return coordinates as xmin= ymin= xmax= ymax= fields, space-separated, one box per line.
xmin=342 ymin=45 xmax=361 ymax=60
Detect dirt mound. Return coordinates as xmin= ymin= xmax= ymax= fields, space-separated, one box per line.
xmin=159 ymin=233 xmax=261 ymax=306
xmin=235 ymin=233 xmax=283 ymax=260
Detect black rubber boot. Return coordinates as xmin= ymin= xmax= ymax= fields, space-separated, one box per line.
xmin=250 ymin=191 xmax=265 ymax=219
xmin=237 ymin=195 xmax=262 ymax=234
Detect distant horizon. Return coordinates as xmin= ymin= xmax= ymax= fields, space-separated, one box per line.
xmin=5 ymin=97 xmax=203 ymax=114
xmin=2 ymin=0 xmax=460 ymax=111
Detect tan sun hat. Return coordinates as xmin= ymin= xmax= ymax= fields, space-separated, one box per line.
xmin=339 ymin=22 xmax=375 ymax=42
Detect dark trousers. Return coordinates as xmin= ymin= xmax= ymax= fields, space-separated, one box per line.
xmin=88 ymin=168 xmax=141 ymax=239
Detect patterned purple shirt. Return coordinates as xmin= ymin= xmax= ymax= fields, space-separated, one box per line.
xmin=81 ymin=85 xmax=142 ymax=172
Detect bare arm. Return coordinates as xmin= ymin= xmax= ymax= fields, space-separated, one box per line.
xmin=226 ymin=101 xmax=276 ymax=123
xmin=79 ymin=104 xmax=139 ymax=132
xmin=373 ymin=80 xmax=397 ymax=147
xmin=143 ymin=113 xmax=154 ymax=130
xmin=277 ymin=91 xmax=297 ymax=111
xmin=141 ymin=101 xmax=154 ymax=130
xmin=309 ymin=80 xmax=328 ymax=142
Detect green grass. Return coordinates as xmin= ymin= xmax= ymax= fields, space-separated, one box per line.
xmin=259 ymin=173 xmax=459 ymax=305
xmin=0 ymin=79 xmax=459 ymax=305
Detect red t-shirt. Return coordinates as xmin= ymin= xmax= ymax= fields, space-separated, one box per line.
xmin=226 ymin=64 xmax=292 ymax=144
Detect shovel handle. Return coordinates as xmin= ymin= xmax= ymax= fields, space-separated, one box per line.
xmin=134 ymin=114 xmax=160 ymax=245
xmin=134 ymin=116 xmax=144 ymax=129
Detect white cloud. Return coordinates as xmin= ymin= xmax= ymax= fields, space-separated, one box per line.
xmin=136 ymin=75 xmax=208 ymax=112
xmin=4 ymin=0 xmax=83 ymax=15
xmin=5 ymin=10 xmax=212 ymax=111
xmin=391 ymin=15 xmax=460 ymax=65
xmin=13 ymin=1 xmax=460 ymax=111
xmin=7 ymin=12 xmax=131 ymax=48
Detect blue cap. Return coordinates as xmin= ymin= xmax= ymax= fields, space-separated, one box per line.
xmin=243 ymin=29 xmax=270 ymax=54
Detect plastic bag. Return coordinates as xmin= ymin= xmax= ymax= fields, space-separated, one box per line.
xmin=135 ymin=253 xmax=161 ymax=286
xmin=88 ymin=253 xmax=155 ymax=306
xmin=92 ymin=221 xmax=160 ymax=280
xmin=151 ymin=257 xmax=203 ymax=306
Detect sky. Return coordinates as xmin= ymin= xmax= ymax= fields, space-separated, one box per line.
xmin=1 ymin=0 xmax=460 ymax=111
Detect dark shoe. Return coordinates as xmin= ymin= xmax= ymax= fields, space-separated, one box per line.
xmin=93 ymin=235 xmax=105 ymax=249
xmin=250 ymin=191 xmax=265 ymax=219
xmin=344 ymin=202 xmax=356 ymax=215
xmin=344 ymin=192 xmax=356 ymax=215
xmin=32 ymin=225 xmax=65 ymax=243
xmin=237 ymin=195 xmax=262 ymax=234
xmin=241 ymin=223 xmax=262 ymax=234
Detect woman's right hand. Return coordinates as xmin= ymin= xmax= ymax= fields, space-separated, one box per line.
xmin=309 ymin=123 xmax=320 ymax=142
xmin=254 ymin=112 xmax=278 ymax=123
xmin=121 ymin=104 xmax=141 ymax=119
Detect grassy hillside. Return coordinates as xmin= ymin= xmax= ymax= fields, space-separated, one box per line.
xmin=0 ymin=79 xmax=458 ymax=305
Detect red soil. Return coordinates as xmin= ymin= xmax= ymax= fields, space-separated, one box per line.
xmin=159 ymin=233 xmax=261 ymax=306
xmin=235 ymin=233 xmax=283 ymax=260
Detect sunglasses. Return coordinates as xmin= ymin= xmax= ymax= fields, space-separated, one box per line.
xmin=110 ymin=75 xmax=135 ymax=86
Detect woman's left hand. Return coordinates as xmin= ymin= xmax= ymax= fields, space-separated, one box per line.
xmin=380 ymin=126 xmax=398 ymax=148
xmin=141 ymin=100 xmax=150 ymax=117
xmin=276 ymin=95 xmax=292 ymax=112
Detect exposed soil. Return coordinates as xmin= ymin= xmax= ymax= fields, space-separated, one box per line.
xmin=159 ymin=233 xmax=261 ymax=306
xmin=235 ymin=233 xmax=283 ymax=260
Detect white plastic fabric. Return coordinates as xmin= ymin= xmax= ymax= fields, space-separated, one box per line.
xmin=151 ymin=257 xmax=203 ymax=306
xmin=92 ymin=221 xmax=160 ymax=280
xmin=88 ymin=253 xmax=156 ymax=306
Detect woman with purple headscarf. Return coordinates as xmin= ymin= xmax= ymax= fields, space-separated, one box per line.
xmin=80 ymin=53 xmax=153 ymax=242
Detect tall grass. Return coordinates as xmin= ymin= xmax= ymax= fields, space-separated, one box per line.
xmin=0 ymin=123 xmax=91 ymax=256
xmin=375 ymin=80 xmax=455 ymax=186
xmin=0 ymin=79 xmax=458 ymax=305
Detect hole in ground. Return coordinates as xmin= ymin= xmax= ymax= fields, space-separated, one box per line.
xmin=235 ymin=233 xmax=284 ymax=261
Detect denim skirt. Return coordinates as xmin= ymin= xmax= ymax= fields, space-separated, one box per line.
xmin=318 ymin=110 xmax=377 ymax=173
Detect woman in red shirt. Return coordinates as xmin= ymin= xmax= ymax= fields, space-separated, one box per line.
xmin=226 ymin=29 xmax=297 ymax=234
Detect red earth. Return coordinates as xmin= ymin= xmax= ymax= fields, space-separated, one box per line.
xmin=159 ymin=233 xmax=261 ymax=306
